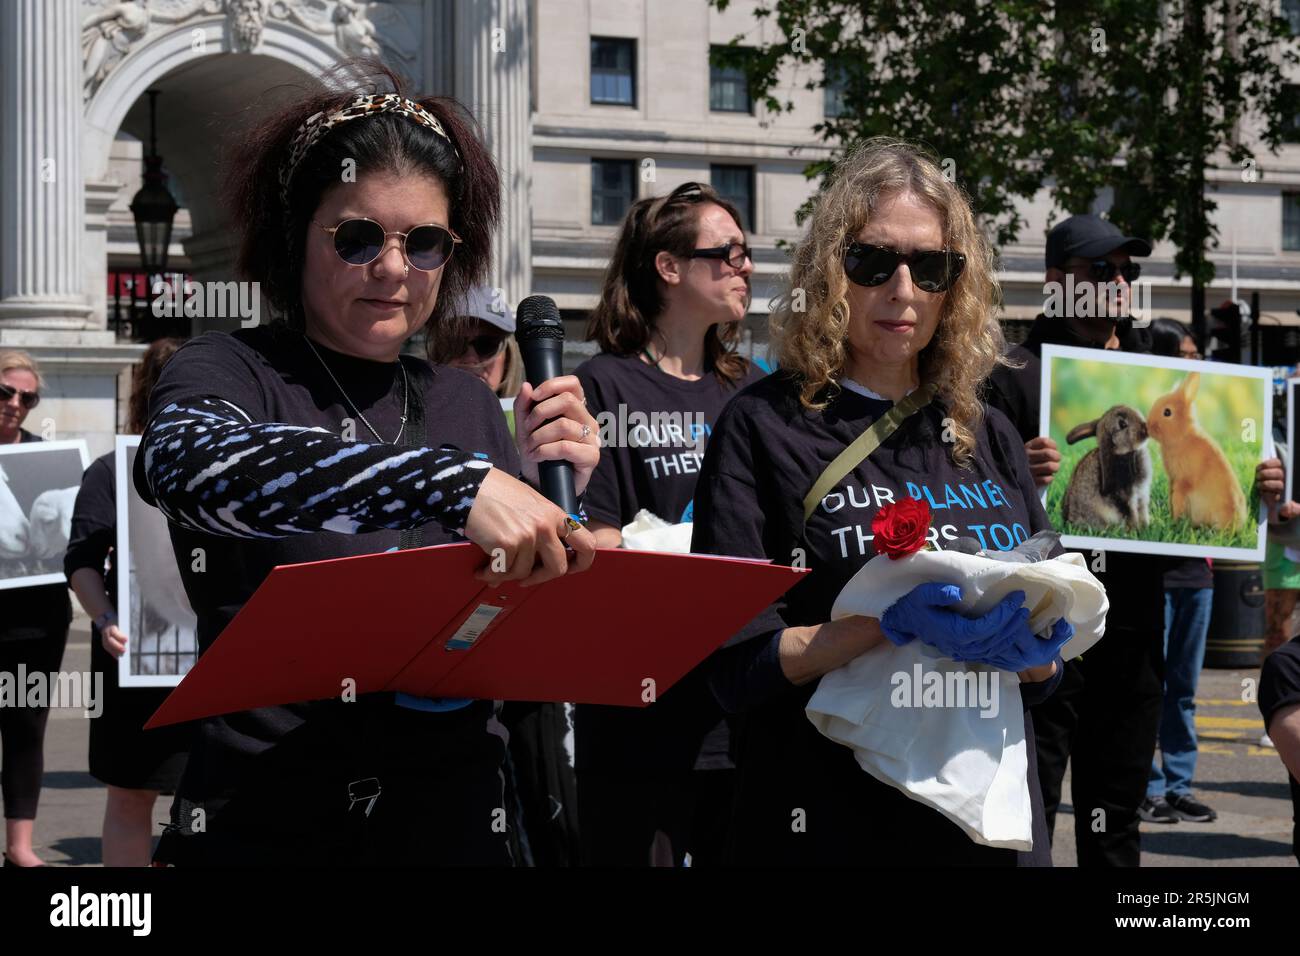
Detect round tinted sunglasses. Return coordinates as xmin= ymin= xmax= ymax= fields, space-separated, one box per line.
xmin=1076 ymin=259 xmax=1141 ymax=283
xmin=844 ymin=242 xmax=966 ymax=294
xmin=314 ymin=218 xmax=462 ymax=273
xmin=0 ymin=383 xmax=39 ymax=410
xmin=456 ymin=332 xmax=508 ymax=361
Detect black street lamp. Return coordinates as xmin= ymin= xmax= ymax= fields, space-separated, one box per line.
xmin=129 ymin=90 xmax=179 ymax=281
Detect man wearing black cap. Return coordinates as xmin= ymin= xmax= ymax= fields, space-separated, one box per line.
xmin=987 ymin=214 xmax=1287 ymax=865
xmin=986 ymin=214 xmax=1174 ymax=866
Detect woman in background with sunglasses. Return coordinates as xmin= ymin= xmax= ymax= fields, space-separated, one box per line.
xmin=0 ymin=350 xmax=72 ymax=865
xmin=130 ymin=64 xmax=600 ymax=866
xmin=691 ymin=138 xmax=1068 ymax=865
xmin=431 ymin=285 xmax=524 ymax=400
xmin=573 ymin=181 xmax=765 ymax=866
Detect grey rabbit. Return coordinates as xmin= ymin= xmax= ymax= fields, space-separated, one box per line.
xmin=1060 ymin=404 xmax=1152 ymax=530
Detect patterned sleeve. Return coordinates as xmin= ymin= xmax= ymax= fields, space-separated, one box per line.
xmin=137 ymin=396 xmax=493 ymax=539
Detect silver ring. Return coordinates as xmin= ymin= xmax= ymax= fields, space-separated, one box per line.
xmin=403 ymin=263 xmax=410 ymax=277
xmin=580 ymin=423 xmax=591 ymax=440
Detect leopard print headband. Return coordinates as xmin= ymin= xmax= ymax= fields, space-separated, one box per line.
xmin=278 ymin=93 xmax=461 ymax=211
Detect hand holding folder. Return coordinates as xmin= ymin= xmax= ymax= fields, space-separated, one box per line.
xmin=146 ymin=543 xmax=806 ymax=728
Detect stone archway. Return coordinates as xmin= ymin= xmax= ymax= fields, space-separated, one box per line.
xmin=83 ymin=18 xmax=346 ymax=335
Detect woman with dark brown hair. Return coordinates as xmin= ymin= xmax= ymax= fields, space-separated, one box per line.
xmin=66 ymin=338 xmax=192 ymax=866
xmin=574 ymin=181 xmax=765 ymax=866
xmin=130 ymin=63 xmax=600 ymax=866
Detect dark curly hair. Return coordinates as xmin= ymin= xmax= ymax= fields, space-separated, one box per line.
xmin=222 ymin=60 xmax=500 ymax=357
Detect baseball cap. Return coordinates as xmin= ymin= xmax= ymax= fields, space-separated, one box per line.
xmin=458 ymin=285 xmax=515 ymax=334
xmin=1045 ymin=214 xmax=1152 ymax=270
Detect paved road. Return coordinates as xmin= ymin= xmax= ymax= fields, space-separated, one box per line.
xmin=1051 ymin=666 xmax=1297 ymax=867
xmin=23 ymin=623 xmax=1300 ymax=867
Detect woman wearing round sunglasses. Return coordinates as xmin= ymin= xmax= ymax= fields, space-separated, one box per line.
xmin=0 ymin=350 xmax=73 ymax=866
xmin=573 ymin=181 xmax=766 ymax=867
xmin=691 ymin=138 xmax=1068 ymax=865
xmin=130 ymin=65 xmax=600 ymax=867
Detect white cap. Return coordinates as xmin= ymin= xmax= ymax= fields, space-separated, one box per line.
xmin=459 ymin=285 xmax=515 ymax=334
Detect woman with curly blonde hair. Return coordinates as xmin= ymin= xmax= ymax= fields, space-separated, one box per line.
xmin=691 ymin=138 xmax=1071 ymax=865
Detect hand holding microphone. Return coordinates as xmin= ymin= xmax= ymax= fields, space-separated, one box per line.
xmin=514 ymin=295 xmax=601 ymax=506
xmin=462 ymin=295 xmax=600 ymax=588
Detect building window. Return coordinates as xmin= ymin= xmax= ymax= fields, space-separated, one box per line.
xmin=592 ymin=158 xmax=636 ymax=225
xmin=711 ymin=164 xmax=755 ymax=232
xmin=1286 ymin=0 xmax=1300 ymax=36
xmin=1285 ymin=194 xmax=1300 ymax=251
xmin=591 ymin=37 xmax=636 ymax=106
xmin=824 ymin=63 xmax=848 ymax=119
xmin=1283 ymin=84 xmax=1300 ymax=143
xmin=710 ymin=46 xmax=752 ymax=113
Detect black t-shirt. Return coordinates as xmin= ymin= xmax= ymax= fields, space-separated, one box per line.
xmin=984 ymin=315 xmax=1169 ymax=633
xmin=131 ymin=323 xmax=519 ymax=811
xmin=1260 ymin=637 xmax=1300 ymax=863
xmin=1163 ymin=558 xmax=1214 ymax=590
xmin=690 ymin=371 xmax=1058 ymax=864
xmin=64 ymin=452 xmax=118 ymax=608
xmin=0 ymin=429 xmax=73 ymax=643
xmin=573 ymin=352 xmax=765 ymax=773
xmin=575 ymin=352 xmax=766 ymax=527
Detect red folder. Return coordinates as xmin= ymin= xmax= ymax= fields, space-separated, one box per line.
xmin=145 ymin=543 xmax=806 ymax=728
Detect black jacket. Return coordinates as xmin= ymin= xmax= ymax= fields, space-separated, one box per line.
xmin=984 ymin=314 xmax=1168 ymax=633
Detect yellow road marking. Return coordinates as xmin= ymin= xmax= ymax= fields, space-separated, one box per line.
xmin=1195 ymin=698 xmax=1258 ymax=707
xmin=1195 ymin=715 xmax=1264 ymax=729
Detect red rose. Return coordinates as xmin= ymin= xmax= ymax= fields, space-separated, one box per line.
xmin=871 ymin=498 xmax=932 ymax=560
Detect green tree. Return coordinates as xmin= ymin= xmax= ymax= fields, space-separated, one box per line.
xmin=711 ymin=0 xmax=1297 ymax=334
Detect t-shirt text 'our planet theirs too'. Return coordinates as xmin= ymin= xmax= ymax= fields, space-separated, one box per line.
xmin=594 ymin=404 xmax=712 ymax=481
xmin=820 ymin=478 xmax=1031 ymax=558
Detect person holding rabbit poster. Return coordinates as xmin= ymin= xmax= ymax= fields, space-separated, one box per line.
xmin=983 ymin=213 xmax=1287 ymax=867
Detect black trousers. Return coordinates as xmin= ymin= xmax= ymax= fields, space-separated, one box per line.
xmin=500 ymin=701 xmax=580 ymax=867
xmin=1032 ymin=626 xmax=1164 ymax=866
xmin=578 ymin=768 xmax=735 ymax=867
xmin=155 ymin=701 xmax=512 ymax=867
xmin=0 ymin=631 xmax=69 ymax=820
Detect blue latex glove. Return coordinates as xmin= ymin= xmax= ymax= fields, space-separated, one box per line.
xmin=879 ymin=583 xmax=1030 ymax=659
xmin=976 ymin=616 xmax=1075 ymax=672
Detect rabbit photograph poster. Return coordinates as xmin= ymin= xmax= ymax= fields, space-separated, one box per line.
xmin=1040 ymin=345 xmax=1270 ymax=560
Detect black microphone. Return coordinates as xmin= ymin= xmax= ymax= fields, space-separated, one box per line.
xmin=516 ymin=294 xmax=579 ymax=518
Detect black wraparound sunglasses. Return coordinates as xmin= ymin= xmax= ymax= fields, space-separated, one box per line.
xmin=314 ymin=217 xmax=462 ymax=272
xmin=0 ymin=383 xmax=39 ymax=410
xmin=689 ymin=241 xmax=752 ymax=269
xmin=843 ymin=241 xmax=966 ymax=294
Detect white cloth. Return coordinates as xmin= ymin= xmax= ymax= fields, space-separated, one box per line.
xmin=620 ymin=508 xmax=694 ymax=553
xmin=806 ymin=549 xmax=1108 ymax=850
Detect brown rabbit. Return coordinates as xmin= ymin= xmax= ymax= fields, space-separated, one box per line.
xmin=1061 ymin=405 xmax=1152 ymax=530
xmin=1146 ymin=372 xmax=1247 ymax=529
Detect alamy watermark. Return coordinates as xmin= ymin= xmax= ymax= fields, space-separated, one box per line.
xmin=0 ymin=667 xmax=103 ymax=718
xmin=890 ymin=662 xmax=1000 ymax=719
xmin=595 ymin=404 xmax=709 ymax=451
xmin=1043 ymin=275 xmax=1151 ymax=327
xmin=151 ymin=274 xmax=261 ymax=328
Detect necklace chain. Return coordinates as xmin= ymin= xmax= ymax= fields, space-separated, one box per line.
xmin=303 ymin=334 xmax=408 ymax=445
